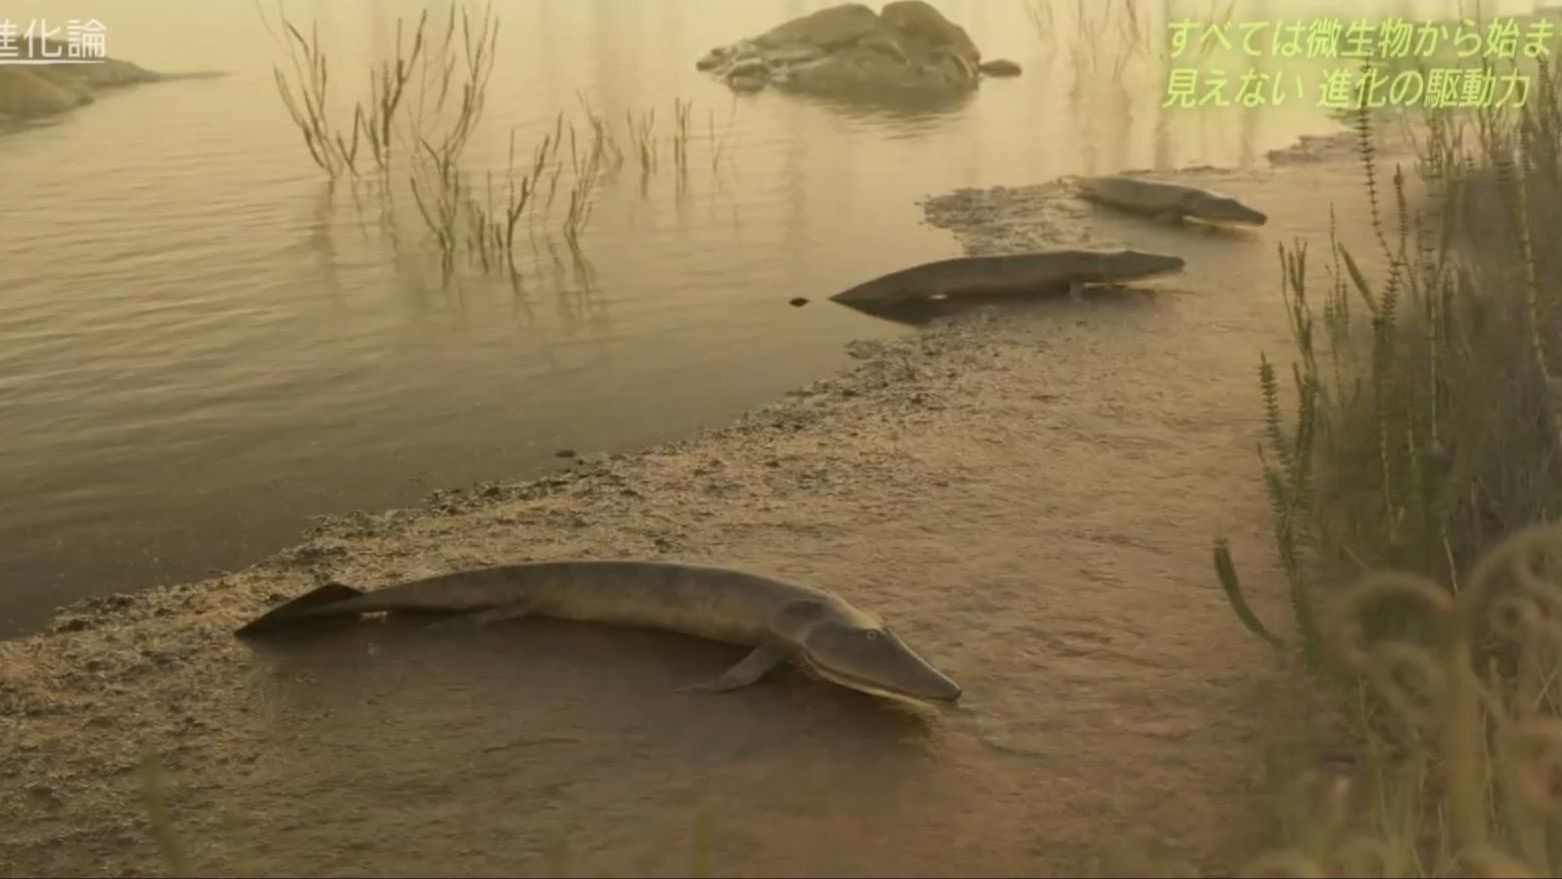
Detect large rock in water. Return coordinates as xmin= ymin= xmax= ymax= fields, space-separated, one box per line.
xmin=695 ymin=2 xmax=1019 ymax=99
xmin=754 ymin=3 xmax=883 ymax=50
xmin=879 ymin=0 xmax=979 ymax=66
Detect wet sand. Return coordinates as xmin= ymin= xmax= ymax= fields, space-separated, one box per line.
xmin=0 ymin=137 xmax=1394 ymax=877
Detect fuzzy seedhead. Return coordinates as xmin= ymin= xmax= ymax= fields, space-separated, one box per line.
xmin=1460 ymin=522 xmax=1562 ymax=655
xmin=1326 ymin=571 xmax=1454 ymax=733
xmin=1457 ymin=844 xmax=1541 ymax=878
xmin=1329 ymin=837 xmax=1397 ymax=878
xmin=1330 ymin=525 xmax=1562 ymax=734
xmin=1500 ymin=718 xmax=1562 ymax=817
xmin=1236 ymin=849 xmax=1328 ymax=878
xmin=1364 ymin=641 xmax=1448 ymax=732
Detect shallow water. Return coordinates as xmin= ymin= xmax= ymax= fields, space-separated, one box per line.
xmin=0 ymin=0 xmax=1519 ymax=634
xmin=0 ymin=159 xmax=1405 ymax=877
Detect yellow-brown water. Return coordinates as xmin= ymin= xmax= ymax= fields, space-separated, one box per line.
xmin=3 ymin=0 xmax=1483 ymax=635
xmin=2 ymin=0 xmax=1552 ymax=868
xmin=2 ymin=157 xmax=1393 ymax=875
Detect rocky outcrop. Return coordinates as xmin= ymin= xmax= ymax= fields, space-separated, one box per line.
xmin=0 ymin=41 xmax=218 ymax=123
xmin=695 ymin=2 xmax=1021 ymax=98
xmin=0 ymin=68 xmax=97 ymax=119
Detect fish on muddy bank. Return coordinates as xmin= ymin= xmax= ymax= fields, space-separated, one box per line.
xmin=236 ymin=559 xmax=962 ymax=705
xmin=1075 ymin=176 xmax=1268 ymax=227
xmin=828 ymin=248 xmax=1186 ymax=309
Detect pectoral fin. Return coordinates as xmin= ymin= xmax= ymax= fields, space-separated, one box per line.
xmin=1068 ymin=280 xmax=1086 ymax=305
xmin=1154 ymin=209 xmax=1185 ymax=225
xmin=683 ymin=644 xmax=786 ymax=694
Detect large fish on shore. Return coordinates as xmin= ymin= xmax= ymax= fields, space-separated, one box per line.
xmin=237 ymin=560 xmax=962 ymax=705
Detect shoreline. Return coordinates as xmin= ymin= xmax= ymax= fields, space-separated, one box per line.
xmin=1 ymin=136 xmax=1382 ymax=876
xmin=6 ymin=125 xmax=1368 ymax=643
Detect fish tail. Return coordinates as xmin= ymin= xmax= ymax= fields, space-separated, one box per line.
xmin=234 ymin=581 xmax=367 ymax=637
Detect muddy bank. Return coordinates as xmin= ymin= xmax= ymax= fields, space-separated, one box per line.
xmin=0 ymin=149 xmax=1406 ymax=876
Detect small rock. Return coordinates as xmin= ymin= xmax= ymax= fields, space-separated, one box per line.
xmin=727 ymin=57 xmax=769 ymax=78
xmin=728 ymin=74 xmax=767 ymax=93
xmin=979 ymin=58 xmax=1022 ymax=77
xmin=789 ymin=296 xmax=809 ymax=307
xmin=555 ymin=448 xmax=577 ymax=459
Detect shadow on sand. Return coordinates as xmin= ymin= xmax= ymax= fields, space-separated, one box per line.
xmin=828 ymin=284 xmax=1167 ymax=326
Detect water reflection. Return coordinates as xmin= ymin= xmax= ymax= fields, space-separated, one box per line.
xmin=782 ymin=84 xmax=978 ymax=121
xmin=0 ymin=0 xmax=1431 ymax=634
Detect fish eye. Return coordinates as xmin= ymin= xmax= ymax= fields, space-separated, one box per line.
xmin=866 ymin=630 xmax=880 ymax=640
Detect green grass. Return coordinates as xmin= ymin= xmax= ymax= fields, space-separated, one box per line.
xmin=1215 ymin=48 xmax=1562 ymax=879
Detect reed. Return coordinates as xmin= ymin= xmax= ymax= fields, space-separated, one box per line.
xmin=562 ymin=119 xmax=604 ymax=248
xmin=263 ymin=7 xmax=354 ymax=177
xmin=626 ymin=107 xmax=659 ymax=177
xmin=1213 ymin=45 xmax=1562 ymax=876
xmin=262 ymin=1 xmax=498 ymax=180
xmin=672 ymin=97 xmax=694 ymax=177
xmin=263 ymin=5 xmax=735 ymax=277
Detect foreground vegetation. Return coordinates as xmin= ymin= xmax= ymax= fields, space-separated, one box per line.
xmin=1216 ymin=54 xmax=1562 ymax=877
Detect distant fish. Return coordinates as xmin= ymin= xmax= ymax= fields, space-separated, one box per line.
xmin=829 ymin=249 xmax=1186 ymax=308
xmin=1076 ymin=176 xmax=1267 ymax=226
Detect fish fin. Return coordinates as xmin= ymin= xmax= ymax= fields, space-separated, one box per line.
xmin=426 ymin=602 xmax=534 ymax=630
xmin=1154 ymin=210 xmax=1185 ymax=225
xmin=682 ymin=644 xmax=786 ymax=694
xmin=1068 ymin=280 xmax=1087 ymax=305
xmin=234 ymin=581 xmax=365 ymax=637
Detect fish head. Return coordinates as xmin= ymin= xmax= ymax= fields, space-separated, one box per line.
xmin=1186 ymin=192 xmax=1267 ymax=226
xmin=828 ymin=274 xmax=899 ymax=305
xmin=775 ymin=600 xmax=962 ymax=703
xmin=1096 ymin=249 xmax=1186 ymax=282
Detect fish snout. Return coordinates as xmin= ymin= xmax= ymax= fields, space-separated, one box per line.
xmin=923 ymin=669 xmax=963 ymax=702
xmin=1199 ymin=196 xmax=1267 ymax=226
xmin=893 ymin=646 xmax=963 ymax=703
xmin=1228 ymin=204 xmax=1268 ymax=225
xmin=1115 ymin=251 xmax=1186 ymax=279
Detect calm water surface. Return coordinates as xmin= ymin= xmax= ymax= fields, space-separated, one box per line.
xmin=0 ymin=0 xmax=1516 ymax=635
